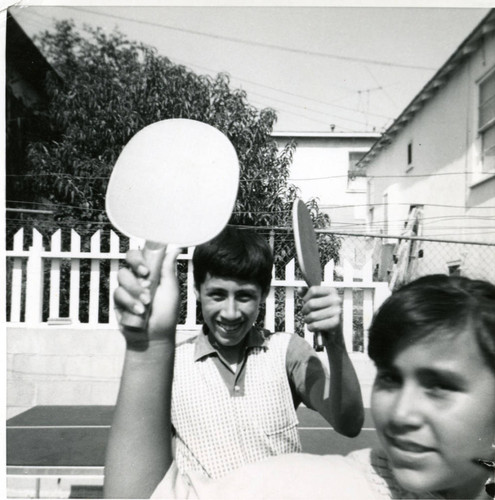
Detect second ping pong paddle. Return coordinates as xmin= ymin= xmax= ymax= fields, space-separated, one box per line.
xmin=292 ymin=198 xmax=325 ymax=350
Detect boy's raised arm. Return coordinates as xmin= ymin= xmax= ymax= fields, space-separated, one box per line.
xmin=301 ymin=286 xmax=364 ymax=438
xmin=104 ymin=247 xmax=181 ymax=499
xmin=322 ymin=325 xmax=364 ymax=437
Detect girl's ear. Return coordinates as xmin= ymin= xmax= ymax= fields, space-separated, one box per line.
xmin=194 ymin=285 xmax=200 ymax=301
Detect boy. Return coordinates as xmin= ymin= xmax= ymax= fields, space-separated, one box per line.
xmin=106 ymin=227 xmax=364 ymax=492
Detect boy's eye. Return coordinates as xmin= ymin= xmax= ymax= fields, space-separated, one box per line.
xmin=236 ymin=294 xmax=254 ymax=302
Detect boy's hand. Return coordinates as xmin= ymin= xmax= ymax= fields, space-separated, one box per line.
xmin=114 ymin=246 xmax=181 ymax=347
xmin=300 ymin=286 xmax=344 ymax=346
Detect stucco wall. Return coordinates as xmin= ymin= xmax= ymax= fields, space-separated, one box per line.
xmin=7 ymin=327 xmax=126 ymax=418
xmin=367 ymin=32 xmax=495 ymax=243
xmin=274 ymin=135 xmax=378 ymax=231
xmin=7 ymin=327 xmax=376 ymax=418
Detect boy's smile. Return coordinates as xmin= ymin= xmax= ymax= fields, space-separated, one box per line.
xmin=196 ymin=273 xmax=265 ymax=354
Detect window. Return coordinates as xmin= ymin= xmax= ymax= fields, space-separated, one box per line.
xmin=347 ymin=151 xmax=366 ymax=192
xmin=367 ymin=206 xmax=374 ymax=233
xmin=479 ymin=70 xmax=495 ymax=174
xmin=407 ymin=142 xmax=413 ymax=170
xmin=383 ymin=193 xmax=389 ymax=234
xmin=448 ymin=262 xmax=461 ymax=276
xmin=481 ymin=121 xmax=495 ymax=173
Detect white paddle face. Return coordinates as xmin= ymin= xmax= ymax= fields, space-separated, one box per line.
xmin=106 ymin=119 xmax=239 ymax=247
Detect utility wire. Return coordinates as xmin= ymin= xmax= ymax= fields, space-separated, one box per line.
xmin=173 ymin=54 xmax=395 ymax=121
xmin=247 ymin=89 xmax=388 ymax=128
xmin=60 ymin=6 xmax=439 ymax=71
xmin=7 ymin=171 xmax=488 ymax=180
xmin=15 ymin=9 xmax=391 ymax=131
xmin=8 ymin=199 xmax=495 ymax=212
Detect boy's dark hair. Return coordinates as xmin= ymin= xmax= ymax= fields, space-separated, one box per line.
xmin=193 ymin=226 xmax=274 ymax=295
xmin=368 ymin=274 xmax=495 ymax=372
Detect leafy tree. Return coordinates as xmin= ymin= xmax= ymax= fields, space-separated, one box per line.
xmin=10 ymin=20 xmax=342 ymax=331
xmin=25 ymin=21 xmax=289 ymax=231
xmin=24 ymin=21 xmax=335 ymax=236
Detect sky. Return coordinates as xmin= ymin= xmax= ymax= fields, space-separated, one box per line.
xmin=8 ymin=1 xmax=492 ymax=134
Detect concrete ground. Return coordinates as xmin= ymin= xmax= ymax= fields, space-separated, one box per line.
xmin=7 ymin=406 xmax=377 ymax=499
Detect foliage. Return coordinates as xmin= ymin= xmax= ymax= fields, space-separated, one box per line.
xmin=11 ymin=20 xmax=341 ymax=327
xmin=24 ymin=21 xmax=336 ymax=239
xmin=25 ymin=22 xmax=288 ymax=230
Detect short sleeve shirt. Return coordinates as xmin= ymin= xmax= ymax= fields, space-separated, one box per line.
xmin=190 ymin=326 xmax=328 ymax=407
xmin=171 ymin=327 xmax=329 ymax=478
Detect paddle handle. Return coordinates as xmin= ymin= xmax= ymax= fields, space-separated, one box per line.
xmin=305 ymin=276 xmax=325 ymax=352
xmin=313 ymin=291 xmax=343 ymax=352
xmin=314 ymin=332 xmax=324 ymax=351
xmin=307 ymin=281 xmax=325 ymax=348
xmin=313 ymin=286 xmax=324 ymax=351
xmin=120 ymin=242 xmax=167 ymax=331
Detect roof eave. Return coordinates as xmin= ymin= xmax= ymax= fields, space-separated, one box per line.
xmin=358 ymin=8 xmax=495 ymax=170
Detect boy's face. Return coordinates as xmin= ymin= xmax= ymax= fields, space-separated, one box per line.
xmin=371 ymin=329 xmax=495 ymax=499
xmin=195 ymin=273 xmax=265 ymax=349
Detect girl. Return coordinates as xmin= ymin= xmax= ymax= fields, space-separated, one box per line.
xmin=349 ymin=274 xmax=495 ymax=499
xmin=107 ymin=268 xmax=495 ymax=499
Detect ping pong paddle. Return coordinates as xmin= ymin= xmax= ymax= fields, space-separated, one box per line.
xmin=292 ymin=198 xmax=325 ymax=350
xmin=106 ymin=118 xmax=239 ymax=330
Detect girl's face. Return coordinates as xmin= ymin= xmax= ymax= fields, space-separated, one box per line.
xmin=372 ymin=329 xmax=495 ymax=499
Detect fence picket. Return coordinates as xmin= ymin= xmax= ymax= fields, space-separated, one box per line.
xmin=70 ymin=230 xmax=81 ymax=323
xmin=6 ymin=227 xmax=395 ymax=353
xmin=109 ymin=231 xmax=120 ymax=326
xmin=185 ymin=247 xmax=197 ymax=327
xmin=25 ymin=229 xmax=44 ymax=324
xmin=323 ymin=259 xmax=335 ymax=282
xmin=264 ymin=273 xmax=276 ymax=331
xmin=89 ymin=231 xmax=101 ymax=324
xmin=342 ymin=259 xmax=354 ymax=349
xmin=362 ymin=249 xmax=373 ymax=282
xmin=374 ymin=282 xmax=391 ymax=311
xmin=10 ymin=229 xmax=24 ymax=322
xmin=284 ymin=259 xmax=295 ymax=333
xmin=362 ymin=288 xmax=374 ymax=353
xmin=49 ymin=230 xmax=62 ymax=320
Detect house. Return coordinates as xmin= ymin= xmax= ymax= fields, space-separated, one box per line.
xmin=6 ymin=11 xmax=60 ymax=219
xmin=358 ymin=9 xmax=495 ymax=283
xmin=272 ymin=131 xmax=380 ymax=233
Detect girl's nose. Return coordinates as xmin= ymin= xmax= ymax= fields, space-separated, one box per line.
xmin=389 ymin=384 xmax=424 ymax=430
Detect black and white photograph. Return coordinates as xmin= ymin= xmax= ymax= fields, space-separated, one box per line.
xmin=4 ymin=1 xmax=495 ymax=498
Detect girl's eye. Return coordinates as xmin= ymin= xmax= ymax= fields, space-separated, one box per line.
xmin=375 ymin=369 xmax=401 ymax=389
xmin=423 ymin=380 xmax=457 ymax=397
xmin=425 ymin=386 xmax=449 ymax=398
xmin=420 ymin=372 xmax=462 ymax=396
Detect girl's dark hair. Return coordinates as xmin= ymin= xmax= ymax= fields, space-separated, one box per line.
xmin=193 ymin=226 xmax=274 ymax=295
xmin=368 ymin=274 xmax=495 ymax=371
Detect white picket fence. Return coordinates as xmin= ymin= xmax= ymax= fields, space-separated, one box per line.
xmin=6 ymin=228 xmax=391 ymax=353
